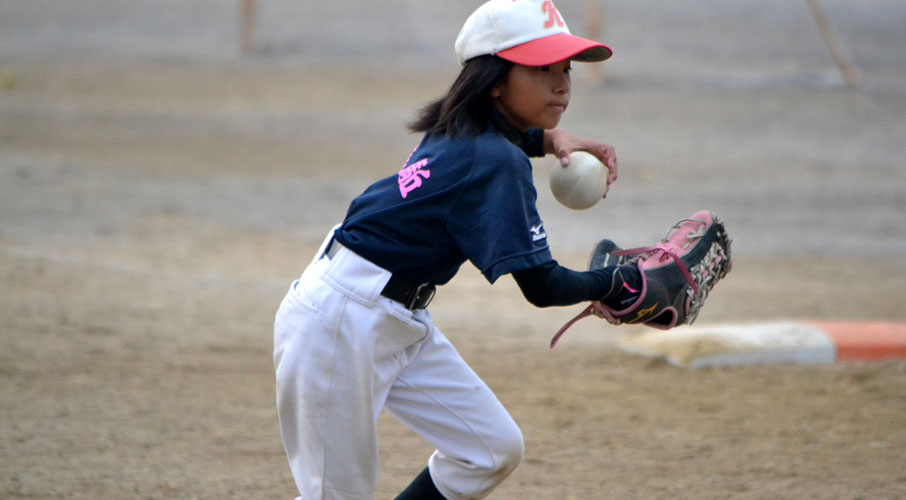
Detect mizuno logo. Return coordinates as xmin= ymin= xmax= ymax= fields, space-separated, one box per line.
xmin=628 ymin=302 xmax=659 ymax=323
xmin=530 ymin=223 xmax=547 ymax=242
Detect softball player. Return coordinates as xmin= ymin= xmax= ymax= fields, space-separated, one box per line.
xmin=273 ymin=1 xmax=641 ymax=498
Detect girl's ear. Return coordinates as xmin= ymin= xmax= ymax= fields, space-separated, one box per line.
xmin=490 ymin=84 xmax=502 ymax=99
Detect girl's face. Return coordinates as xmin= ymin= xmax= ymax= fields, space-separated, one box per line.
xmin=491 ymin=60 xmax=571 ymax=131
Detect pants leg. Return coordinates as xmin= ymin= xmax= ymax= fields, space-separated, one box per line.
xmin=274 ymin=244 xmax=430 ymax=500
xmin=274 ymin=230 xmax=522 ymax=500
xmin=385 ymin=327 xmax=524 ymax=500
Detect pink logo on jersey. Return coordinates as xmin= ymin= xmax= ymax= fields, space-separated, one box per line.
xmin=398 ymin=158 xmax=430 ymax=199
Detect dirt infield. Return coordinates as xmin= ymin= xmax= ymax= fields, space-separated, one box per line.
xmin=2 ymin=1 xmax=906 ymax=498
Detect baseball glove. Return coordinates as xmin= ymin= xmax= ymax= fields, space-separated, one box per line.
xmin=550 ymin=210 xmax=732 ymax=348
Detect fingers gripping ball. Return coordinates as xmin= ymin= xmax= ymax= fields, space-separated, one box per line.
xmin=549 ymin=151 xmax=609 ymax=210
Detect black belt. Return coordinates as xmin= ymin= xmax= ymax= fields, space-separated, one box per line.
xmin=326 ymin=240 xmax=436 ymax=310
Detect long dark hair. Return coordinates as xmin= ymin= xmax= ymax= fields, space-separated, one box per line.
xmin=408 ymin=55 xmax=519 ymax=143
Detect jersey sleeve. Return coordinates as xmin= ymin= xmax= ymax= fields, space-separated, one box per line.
xmin=520 ymin=128 xmax=545 ymax=157
xmin=446 ymin=141 xmax=553 ymax=283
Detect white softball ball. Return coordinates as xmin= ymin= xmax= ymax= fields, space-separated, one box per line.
xmin=549 ymin=151 xmax=609 ymax=210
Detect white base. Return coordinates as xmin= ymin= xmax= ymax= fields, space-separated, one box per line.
xmin=617 ymin=322 xmax=836 ymax=369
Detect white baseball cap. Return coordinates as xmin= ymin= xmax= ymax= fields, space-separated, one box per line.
xmin=454 ymin=0 xmax=612 ymax=66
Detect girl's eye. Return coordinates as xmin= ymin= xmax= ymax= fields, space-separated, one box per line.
xmin=537 ymin=65 xmax=571 ymax=73
xmin=536 ymin=65 xmax=570 ymax=73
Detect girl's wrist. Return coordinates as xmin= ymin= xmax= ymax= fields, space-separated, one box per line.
xmin=542 ymin=128 xmax=562 ymax=156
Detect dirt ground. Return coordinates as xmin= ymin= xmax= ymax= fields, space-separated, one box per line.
xmin=2 ymin=1 xmax=906 ymax=499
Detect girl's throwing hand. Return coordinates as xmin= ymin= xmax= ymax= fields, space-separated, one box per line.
xmin=544 ymin=128 xmax=618 ymax=185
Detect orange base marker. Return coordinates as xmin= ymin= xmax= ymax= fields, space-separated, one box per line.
xmin=811 ymin=322 xmax=906 ymax=361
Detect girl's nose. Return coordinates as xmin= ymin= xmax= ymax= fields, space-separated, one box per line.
xmin=553 ymin=75 xmax=570 ymax=94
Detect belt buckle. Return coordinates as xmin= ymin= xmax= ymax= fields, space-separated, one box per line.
xmin=406 ymin=283 xmax=436 ymax=310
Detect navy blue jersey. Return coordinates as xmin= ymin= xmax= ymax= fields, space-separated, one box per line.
xmin=335 ymin=127 xmax=552 ymax=285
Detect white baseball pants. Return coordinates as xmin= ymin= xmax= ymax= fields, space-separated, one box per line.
xmin=273 ymin=230 xmax=523 ymax=500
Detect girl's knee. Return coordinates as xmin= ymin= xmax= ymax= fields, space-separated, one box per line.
xmin=429 ymin=421 xmax=524 ymax=499
xmin=489 ymin=424 xmax=524 ymax=475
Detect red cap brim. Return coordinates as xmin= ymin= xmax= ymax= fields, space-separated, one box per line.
xmin=496 ymin=33 xmax=612 ymax=66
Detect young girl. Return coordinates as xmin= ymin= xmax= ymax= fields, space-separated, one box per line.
xmin=273 ymin=1 xmax=642 ymax=498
